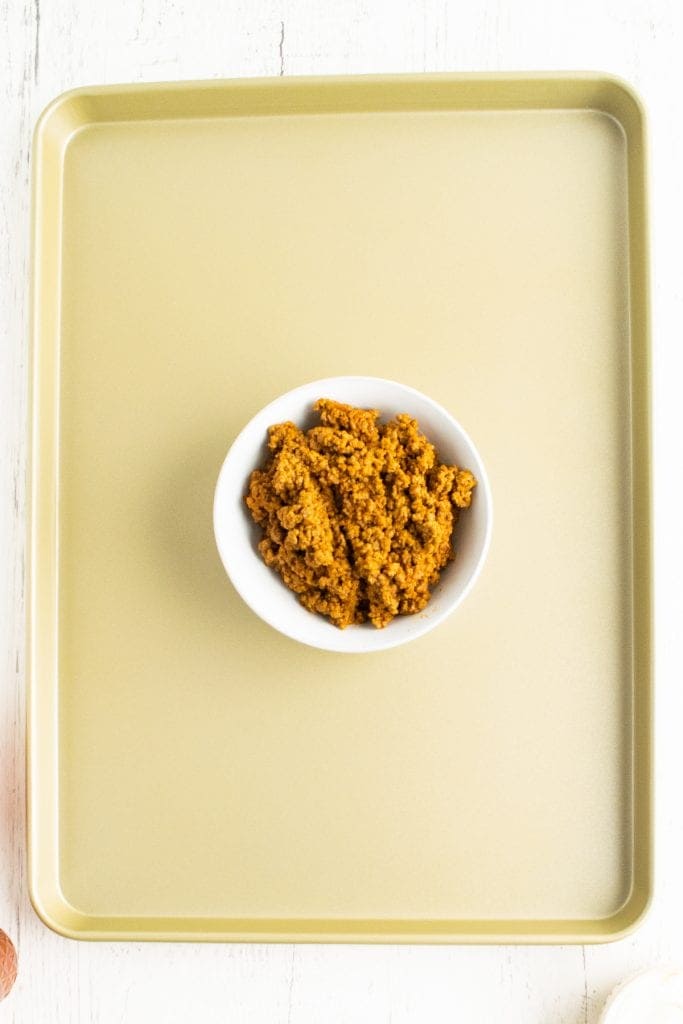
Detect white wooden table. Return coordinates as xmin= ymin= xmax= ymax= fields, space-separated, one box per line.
xmin=1 ymin=1 xmax=680 ymax=1021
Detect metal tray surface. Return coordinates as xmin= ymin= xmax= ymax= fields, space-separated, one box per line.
xmin=29 ymin=73 xmax=652 ymax=942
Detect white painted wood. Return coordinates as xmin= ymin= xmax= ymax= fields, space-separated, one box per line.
xmin=1 ymin=0 xmax=680 ymax=1020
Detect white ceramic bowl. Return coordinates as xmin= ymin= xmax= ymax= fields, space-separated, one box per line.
xmin=213 ymin=376 xmax=492 ymax=653
xmin=599 ymin=967 xmax=683 ymax=1023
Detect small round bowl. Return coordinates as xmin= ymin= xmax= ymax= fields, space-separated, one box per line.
xmin=599 ymin=967 xmax=683 ymax=1023
xmin=213 ymin=376 xmax=492 ymax=653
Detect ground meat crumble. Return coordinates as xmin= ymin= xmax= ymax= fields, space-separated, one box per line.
xmin=245 ymin=399 xmax=476 ymax=629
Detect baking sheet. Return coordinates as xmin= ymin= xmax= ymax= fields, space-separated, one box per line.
xmin=28 ymin=73 xmax=652 ymax=942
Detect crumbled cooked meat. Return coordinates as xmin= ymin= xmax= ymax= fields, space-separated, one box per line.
xmin=245 ymin=399 xmax=476 ymax=629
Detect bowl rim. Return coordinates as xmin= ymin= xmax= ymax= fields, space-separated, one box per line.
xmin=598 ymin=966 xmax=683 ymax=1022
xmin=213 ymin=375 xmax=493 ymax=653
